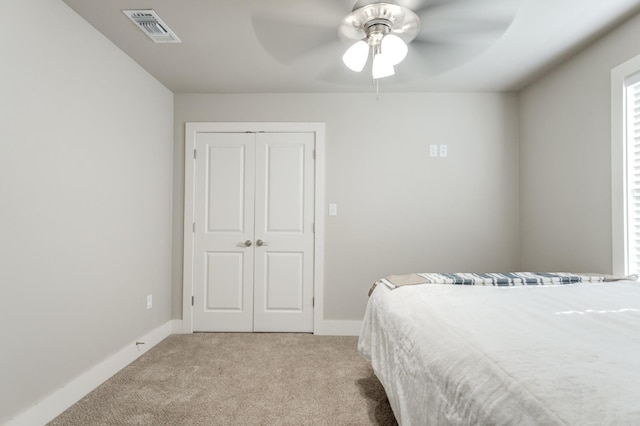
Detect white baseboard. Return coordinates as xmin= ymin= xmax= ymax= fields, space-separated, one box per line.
xmin=170 ymin=319 xmax=185 ymax=334
xmin=314 ymin=320 xmax=362 ymax=336
xmin=7 ymin=321 xmax=173 ymax=426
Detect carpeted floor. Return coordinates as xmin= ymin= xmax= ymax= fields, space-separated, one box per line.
xmin=49 ymin=333 xmax=397 ymax=425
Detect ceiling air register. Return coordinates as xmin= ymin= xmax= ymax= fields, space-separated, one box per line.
xmin=123 ymin=9 xmax=181 ymax=43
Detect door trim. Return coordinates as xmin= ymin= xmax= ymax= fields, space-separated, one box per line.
xmin=182 ymin=122 xmax=325 ymax=333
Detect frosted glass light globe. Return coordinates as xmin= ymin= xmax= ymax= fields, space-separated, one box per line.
xmin=342 ymin=40 xmax=369 ymax=72
xmin=380 ymin=34 xmax=408 ymax=66
xmin=372 ymin=53 xmax=395 ymax=79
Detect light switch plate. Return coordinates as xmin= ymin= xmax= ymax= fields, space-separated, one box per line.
xmin=329 ymin=204 xmax=337 ymax=216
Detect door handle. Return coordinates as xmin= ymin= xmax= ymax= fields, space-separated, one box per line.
xmin=243 ymin=240 xmax=252 ymax=247
xmin=256 ymin=239 xmax=265 ymax=246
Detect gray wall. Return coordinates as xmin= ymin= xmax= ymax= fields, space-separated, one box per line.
xmin=519 ymin=12 xmax=640 ymax=273
xmin=173 ymin=93 xmax=521 ymax=320
xmin=0 ymin=0 xmax=174 ymax=422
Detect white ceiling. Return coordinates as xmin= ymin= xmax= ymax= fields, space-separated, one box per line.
xmin=62 ymin=0 xmax=640 ymax=94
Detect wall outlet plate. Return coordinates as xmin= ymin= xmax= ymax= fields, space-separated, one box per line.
xmin=146 ymin=294 xmax=153 ymax=310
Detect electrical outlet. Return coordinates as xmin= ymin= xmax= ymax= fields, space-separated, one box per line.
xmin=429 ymin=144 xmax=439 ymax=157
xmin=439 ymin=144 xmax=448 ymax=157
xmin=146 ymin=294 xmax=153 ymax=310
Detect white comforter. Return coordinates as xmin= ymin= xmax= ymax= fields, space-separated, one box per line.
xmin=358 ymin=281 xmax=640 ymax=425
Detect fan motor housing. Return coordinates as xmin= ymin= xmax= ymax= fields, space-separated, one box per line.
xmin=339 ymin=2 xmax=420 ymax=43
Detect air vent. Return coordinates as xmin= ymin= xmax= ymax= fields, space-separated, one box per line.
xmin=122 ymin=9 xmax=181 ymax=43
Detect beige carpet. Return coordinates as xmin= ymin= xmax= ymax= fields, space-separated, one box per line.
xmin=49 ymin=333 xmax=397 ymax=425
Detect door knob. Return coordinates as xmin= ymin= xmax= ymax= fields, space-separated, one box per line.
xmin=243 ymin=240 xmax=252 ymax=247
xmin=256 ymin=239 xmax=264 ymax=246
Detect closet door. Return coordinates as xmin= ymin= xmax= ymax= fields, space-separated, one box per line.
xmin=253 ymin=133 xmax=315 ymax=332
xmin=193 ymin=132 xmax=255 ymax=332
xmin=191 ymin=130 xmax=315 ymax=332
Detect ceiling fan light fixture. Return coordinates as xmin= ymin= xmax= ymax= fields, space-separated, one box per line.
xmin=342 ymin=40 xmax=369 ymax=72
xmin=339 ymin=2 xmax=419 ymax=82
xmin=372 ymin=53 xmax=395 ymax=79
xmin=380 ymin=34 xmax=408 ymax=66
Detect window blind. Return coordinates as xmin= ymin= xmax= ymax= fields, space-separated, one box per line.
xmin=626 ymin=74 xmax=640 ymax=274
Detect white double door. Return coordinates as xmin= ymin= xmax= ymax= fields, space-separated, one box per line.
xmin=193 ymin=131 xmax=315 ymax=332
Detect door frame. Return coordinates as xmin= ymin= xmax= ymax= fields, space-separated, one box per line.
xmin=182 ymin=122 xmax=325 ymax=333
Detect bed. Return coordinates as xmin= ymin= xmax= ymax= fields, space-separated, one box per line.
xmin=358 ymin=272 xmax=640 ymax=425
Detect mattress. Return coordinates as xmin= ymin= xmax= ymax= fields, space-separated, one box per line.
xmin=358 ymin=280 xmax=640 ymax=425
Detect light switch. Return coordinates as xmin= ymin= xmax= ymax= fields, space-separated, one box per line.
xmin=329 ymin=204 xmax=337 ymax=216
xmin=439 ymin=144 xmax=448 ymax=157
xmin=429 ymin=144 xmax=439 ymax=157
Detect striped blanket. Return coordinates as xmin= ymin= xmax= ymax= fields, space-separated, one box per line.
xmin=370 ymin=272 xmax=636 ymax=295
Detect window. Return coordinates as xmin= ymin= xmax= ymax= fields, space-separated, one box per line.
xmin=612 ymin=55 xmax=640 ymax=276
xmin=625 ymin=74 xmax=640 ymax=274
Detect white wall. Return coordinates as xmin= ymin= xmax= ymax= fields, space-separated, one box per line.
xmin=173 ymin=92 xmax=520 ymax=320
xmin=0 ymin=0 xmax=174 ymax=422
xmin=520 ymin=11 xmax=640 ymax=272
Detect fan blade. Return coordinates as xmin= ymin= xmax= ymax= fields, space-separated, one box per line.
xmin=252 ymin=18 xmax=341 ymax=64
xmin=400 ymin=38 xmax=489 ymax=77
xmin=414 ymin=0 xmax=520 ymax=32
xmin=403 ymin=0 xmax=520 ymax=75
xmin=251 ymin=0 xmax=356 ymax=64
xmin=417 ymin=16 xmax=514 ymax=45
xmin=402 ymin=0 xmax=520 ymax=19
xmin=252 ymin=0 xmax=356 ymax=26
xmin=286 ymin=40 xmax=358 ymax=81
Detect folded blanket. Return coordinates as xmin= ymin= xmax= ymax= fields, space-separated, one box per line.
xmin=369 ymin=272 xmax=637 ymax=295
xmin=417 ymin=272 xmax=610 ymax=286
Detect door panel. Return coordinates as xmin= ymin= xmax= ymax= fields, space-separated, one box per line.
xmin=263 ymin=252 xmax=304 ymax=311
xmin=193 ymin=133 xmax=255 ymax=332
xmin=253 ymin=132 xmax=315 ymax=332
xmin=264 ymin=143 xmax=305 ymax=232
xmin=205 ymin=252 xmax=245 ymax=310
xmin=206 ymin=145 xmax=247 ymax=233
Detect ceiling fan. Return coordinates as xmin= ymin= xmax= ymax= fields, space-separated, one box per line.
xmin=252 ymin=0 xmax=521 ymax=87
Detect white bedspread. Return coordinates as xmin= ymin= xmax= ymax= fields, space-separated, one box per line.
xmin=358 ymin=281 xmax=640 ymax=425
